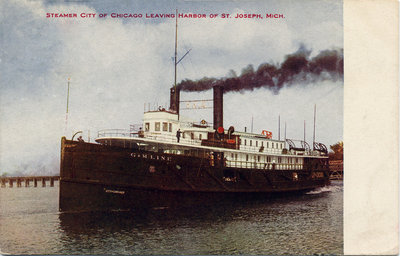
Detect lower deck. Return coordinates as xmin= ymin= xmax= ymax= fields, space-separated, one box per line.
xmin=95 ymin=136 xmax=328 ymax=171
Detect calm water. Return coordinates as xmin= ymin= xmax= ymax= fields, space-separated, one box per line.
xmin=0 ymin=181 xmax=343 ymax=255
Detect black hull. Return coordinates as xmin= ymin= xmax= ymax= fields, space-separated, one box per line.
xmin=60 ymin=179 xmax=319 ymax=212
xmin=59 ymin=137 xmax=330 ymax=212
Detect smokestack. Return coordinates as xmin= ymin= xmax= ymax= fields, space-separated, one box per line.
xmin=213 ymin=85 xmax=223 ymax=130
xmin=170 ymin=87 xmax=180 ymax=115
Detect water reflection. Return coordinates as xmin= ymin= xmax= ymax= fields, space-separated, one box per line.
xmin=57 ymin=184 xmax=342 ymax=255
xmin=59 ymin=192 xmax=329 ymax=231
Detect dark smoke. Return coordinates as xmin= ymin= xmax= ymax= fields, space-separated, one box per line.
xmin=177 ymin=47 xmax=343 ymax=93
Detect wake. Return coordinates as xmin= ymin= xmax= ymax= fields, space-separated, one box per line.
xmin=306 ymin=183 xmax=343 ymax=195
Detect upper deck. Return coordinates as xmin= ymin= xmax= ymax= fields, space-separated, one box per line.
xmin=93 ymin=109 xmax=327 ymax=170
xmin=95 ymin=109 xmax=326 ymax=157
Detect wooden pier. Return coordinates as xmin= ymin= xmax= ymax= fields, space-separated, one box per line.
xmin=0 ymin=176 xmax=60 ymax=188
xmin=329 ymin=160 xmax=343 ymax=180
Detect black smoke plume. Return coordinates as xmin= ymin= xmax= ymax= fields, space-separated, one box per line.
xmin=177 ymin=47 xmax=343 ymax=93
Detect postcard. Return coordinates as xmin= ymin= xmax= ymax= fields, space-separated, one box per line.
xmin=0 ymin=0 xmax=397 ymax=255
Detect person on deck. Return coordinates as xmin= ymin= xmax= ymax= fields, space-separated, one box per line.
xmin=77 ymin=136 xmax=84 ymax=142
xmin=176 ymin=129 xmax=182 ymax=143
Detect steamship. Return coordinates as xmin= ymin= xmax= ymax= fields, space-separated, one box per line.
xmin=59 ymin=84 xmax=330 ymax=211
xmin=59 ymin=15 xmax=330 ymax=212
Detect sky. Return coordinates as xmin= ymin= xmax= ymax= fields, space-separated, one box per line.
xmin=0 ymin=0 xmax=343 ymax=176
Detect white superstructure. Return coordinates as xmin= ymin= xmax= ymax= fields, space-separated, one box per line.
xmin=96 ymin=109 xmax=328 ymax=171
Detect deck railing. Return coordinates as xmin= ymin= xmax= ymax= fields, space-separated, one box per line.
xmin=97 ymin=129 xmax=318 ymax=157
xmin=97 ymin=129 xmax=202 ymax=146
xmin=98 ymin=129 xmax=137 ymax=138
xmin=146 ymin=133 xmax=202 ymax=146
xmin=238 ymin=144 xmax=286 ymax=154
xmin=225 ymin=160 xmax=303 ymax=170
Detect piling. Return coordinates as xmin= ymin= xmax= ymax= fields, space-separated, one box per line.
xmin=0 ymin=176 xmax=59 ymax=189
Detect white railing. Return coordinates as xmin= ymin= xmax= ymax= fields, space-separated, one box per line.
xmin=98 ymin=129 xmax=137 ymax=138
xmin=145 ymin=133 xmax=203 ymax=146
xmin=238 ymin=144 xmax=315 ymax=156
xmin=238 ymin=144 xmax=285 ymax=154
xmin=225 ymin=160 xmax=303 ymax=170
xmin=97 ymin=129 xmax=203 ymax=146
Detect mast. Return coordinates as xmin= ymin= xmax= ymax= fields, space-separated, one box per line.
xmin=65 ymin=78 xmax=70 ymax=135
xmin=174 ymin=9 xmax=178 ymax=89
xmin=174 ymin=9 xmax=178 ymax=118
xmin=278 ymin=115 xmax=280 ymax=140
xmin=284 ymin=121 xmax=287 ymax=148
xmin=251 ymin=115 xmax=253 ymax=133
xmin=170 ymin=10 xmax=190 ymax=117
xmin=313 ymin=104 xmax=316 ymax=150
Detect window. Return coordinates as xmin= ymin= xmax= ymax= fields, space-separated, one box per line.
xmin=162 ymin=122 xmax=168 ymax=131
xmin=267 ymin=156 xmax=271 ymax=162
xmin=257 ymin=156 xmax=260 ymax=162
xmin=256 ymin=141 xmax=258 ymax=147
xmin=280 ymin=143 xmax=283 ymax=149
xmin=272 ymin=143 xmax=274 ymax=148
xmin=295 ymin=158 xmax=298 ymax=164
xmin=246 ymin=155 xmax=249 ymax=161
xmin=267 ymin=142 xmax=269 ymax=148
xmin=199 ymin=134 xmax=202 ymax=140
xmin=155 ymin=122 xmax=160 ymax=131
xmin=145 ymin=123 xmax=150 ymax=131
xmin=235 ymin=154 xmax=238 ymax=160
xmin=250 ymin=140 xmax=252 ymax=146
xmin=169 ymin=123 xmax=172 ymax=132
xmin=191 ymin=133 xmax=194 ymax=140
xmin=278 ymin=157 xmax=282 ymax=163
xmin=244 ymin=139 xmax=247 ymax=146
